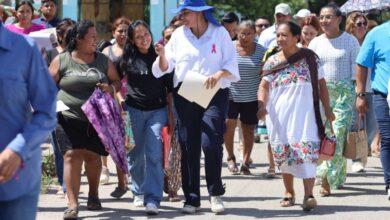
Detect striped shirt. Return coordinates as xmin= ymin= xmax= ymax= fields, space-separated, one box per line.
xmin=229 ymin=42 xmax=266 ymax=102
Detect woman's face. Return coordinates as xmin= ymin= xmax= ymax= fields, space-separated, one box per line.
xmin=179 ymin=9 xmax=200 ymax=29
xmin=319 ymin=8 xmax=341 ymax=35
xmin=237 ymin=26 xmax=256 ymax=47
xmin=17 ymin=4 xmax=33 ymax=25
xmin=113 ymin=24 xmax=128 ymax=46
xmin=133 ymin=25 xmax=152 ymax=54
xmin=276 ymin=24 xmax=298 ymax=50
xmin=353 ymin=16 xmax=368 ymax=40
xmin=223 ymin=22 xmax=238 ymax=39
xmin=301 ymin=25 xmax=318 ymax=45
xmin=77 ymin=27 xmax=98 ymax=54
xmin=163 ymin=27 xmax=174 ymax=45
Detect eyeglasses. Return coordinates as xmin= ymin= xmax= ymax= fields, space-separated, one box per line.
xmin=256 ymin=24 xmax=270 ymax=28
xmin=319 ymin=15 xmax=337 ymax=21
xmin=355 ymin=21 xmax=367 ymax=27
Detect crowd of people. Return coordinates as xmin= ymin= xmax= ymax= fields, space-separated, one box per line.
xmin=0 ymin=0 xmax=389 ymax=220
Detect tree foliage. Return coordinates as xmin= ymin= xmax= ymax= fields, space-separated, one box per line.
xmin=207 ymin=0 xmax=349 ymax=21
xmin=207 ymin=0 xmax=308 ymax=22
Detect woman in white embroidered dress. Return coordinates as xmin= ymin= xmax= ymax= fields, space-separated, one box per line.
xmin=258 ymin=21 xmax=334 ymax=211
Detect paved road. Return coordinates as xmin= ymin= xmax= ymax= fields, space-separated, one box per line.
xmin=37 ymin=140 xmax=390 ymax=220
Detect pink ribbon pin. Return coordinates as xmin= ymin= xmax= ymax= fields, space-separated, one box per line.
xmin=211 ymin=44 xmax=216 ymax=54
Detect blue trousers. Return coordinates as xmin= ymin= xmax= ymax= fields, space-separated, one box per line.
xmin=373 ymin=92 xmax=390 ymax=189
xmin=174 ymin=89 xmax=228 ymax=207
xmin=50 ymin=131 xmax=65 ymax=192
xmin=127 ymin=106 xmax=167 ymax=206
xmin=0 ymin=181 xmax=40 ymax=220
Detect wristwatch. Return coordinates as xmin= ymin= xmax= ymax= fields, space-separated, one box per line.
xmin=356 ymin=92 xmax=367 ymax=97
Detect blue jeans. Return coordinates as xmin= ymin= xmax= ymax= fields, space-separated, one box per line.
xmin=373 ymin=92 xmax=390 ymax=189
xmin=50 ymin=131 xmax=66 ymax=192
xmin=0 ymin=181 xmax=40 ymax=220
xmin=127 ymin=106 xmax=167 ymax=206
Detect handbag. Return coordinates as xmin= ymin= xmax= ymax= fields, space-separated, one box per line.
xmin=319 ymin=121 xmax=337 ymax=161
xmin=344 ymin=116 xmax=368 ymax=159
xmin=161 ymin=126 xmax=171 ymax=170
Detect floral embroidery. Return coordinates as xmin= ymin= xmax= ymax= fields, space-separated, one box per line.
xmin=264 ymin=56 xmax=312 ymax=88
xmin=271 ymin=141 xmax=320 ymax=166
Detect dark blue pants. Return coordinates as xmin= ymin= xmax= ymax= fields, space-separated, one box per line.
xmin=51 ymin=131 xmax=66 ymax=192
xmin=373 ymin=93 xmax=390 ymax=190
xmin=174 ymin=89 xmax=228 ymax=207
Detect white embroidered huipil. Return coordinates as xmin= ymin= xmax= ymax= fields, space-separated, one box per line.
xmin=152 ymin=24 xmax=240 ymax=88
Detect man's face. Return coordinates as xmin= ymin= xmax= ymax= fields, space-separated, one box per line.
xmin=275 ymin=13 xmax=291 ymax=24
xmin=41 ymin=1 xmax=57 ymax=18
xmin=255 ymin=18 xmax=270 ymax=35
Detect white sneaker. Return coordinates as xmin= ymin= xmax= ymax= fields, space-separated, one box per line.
xmin=351 ymin=161 xmax=365 ymax=173
xmin=133 ymin=195 xmax=144 ymax=207
xmin=210 ymin=196 xmax=225 ymax=214
xmin=181 ymin=204 xmax=200 ymax=214
xmin=145 ymin=203 xmax=159 ymax=215
xmin=100 ymin=167 xmax=110 ymax=185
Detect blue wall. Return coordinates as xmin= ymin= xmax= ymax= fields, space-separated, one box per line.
xmin=62 ymin=0 xmax=79 ymax=21
xmin=150 ymin=0 xmax=179 ymax=42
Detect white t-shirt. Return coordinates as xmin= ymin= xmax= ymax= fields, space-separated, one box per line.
xmin=308 ymin=32 xmax=360 ymax=82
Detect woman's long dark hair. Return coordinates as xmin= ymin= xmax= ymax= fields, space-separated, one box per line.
xmin=64 ymin=20 xmax=95 ymax=52
xmin=120 ymin=20 xmax=155 ymax=74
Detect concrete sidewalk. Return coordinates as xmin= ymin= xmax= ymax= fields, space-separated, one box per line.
xmin=37 ymin=141 xmax=390 ymax=220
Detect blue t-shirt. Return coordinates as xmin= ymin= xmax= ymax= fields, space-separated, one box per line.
xmin=356 ymin=21 xmax=390 ymax=95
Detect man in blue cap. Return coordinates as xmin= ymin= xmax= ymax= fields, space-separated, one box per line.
xmin=153 ymin=0 xmax=240 ymax=214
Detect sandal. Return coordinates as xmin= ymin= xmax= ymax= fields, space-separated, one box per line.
xmin=63 ymin=207 xmax=78 ymax=220
xmin=266 ymin=168 xmax=276 ymax=178
xmin=110 ymin=186 xmax=128 ymax=199
xmin=87 ymin=196 xmax=102 ymax=210
xmin=320 ymin=178 xmax=331 ymax=197
xmin=280 ymin=197 xmax=295 ymax=207
xmin=227 ymin=156 xmax=239 ymax=175
xmin=240 ymin=163 xmax=252 ymax=175
xmin=302 ymin=195 xmax=317 ymax=212
xmin=319 ymin=188 xmax=331 ymax=197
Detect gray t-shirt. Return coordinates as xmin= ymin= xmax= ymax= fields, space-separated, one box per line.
xmin=58 ymin=51 xmax=109 ymax=121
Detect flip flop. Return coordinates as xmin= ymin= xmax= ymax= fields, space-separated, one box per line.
xmin=280 ymin=197 xmax=295 ymax=207
xmin=63 ymin=208 xmax=78 ymax=220
xmin=87 ymin=196 xmax=102 ymax=210
xmin=302 ymin=195 xmax=317 ymax=212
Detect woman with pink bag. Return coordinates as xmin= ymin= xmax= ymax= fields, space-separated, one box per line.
xmin=257 ymin=21 xmax=334 ymax=212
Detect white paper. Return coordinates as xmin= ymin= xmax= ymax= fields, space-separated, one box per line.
xmin=151 ymin=0 xmax=159 ymax=5
xmin=29 ymin=28 xmax=57 ymax=51
xmin=178 ymin=72 xmax=220 ymax=108
xmin=56 ymin=100 xmax=70 ymax=112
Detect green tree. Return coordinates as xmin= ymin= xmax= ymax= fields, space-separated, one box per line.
xmin=207 ymin=0 xmax=307 ymax=22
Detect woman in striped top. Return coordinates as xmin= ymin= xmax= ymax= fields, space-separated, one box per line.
xmin=224 ymin=20 xmax=266 ymax=175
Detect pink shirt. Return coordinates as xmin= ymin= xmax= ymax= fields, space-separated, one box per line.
xmin=5 ymin=23 xmax=45 ymax=35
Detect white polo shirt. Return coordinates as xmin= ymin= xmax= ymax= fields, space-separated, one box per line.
xmin=257 ymin=24 xmax=277 ymax=49
xmin=152 ymin=24 xmax=240 ymax=88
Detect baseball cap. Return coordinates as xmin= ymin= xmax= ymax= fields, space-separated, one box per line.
xmin=274 ymin=3 xmax=291 ymax=15
xmin=294 ymin=9 xmax=311 ymax=19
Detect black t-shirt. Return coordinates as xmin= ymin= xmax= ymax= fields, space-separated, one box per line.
xmin=123 ymin=50 xmax=173 ymax=110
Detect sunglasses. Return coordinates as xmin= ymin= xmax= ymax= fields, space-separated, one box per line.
xmin=256 ymin=24 xmax=270 ymax=28
xmin=355 ymin=21 xmax=367 ymax=27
